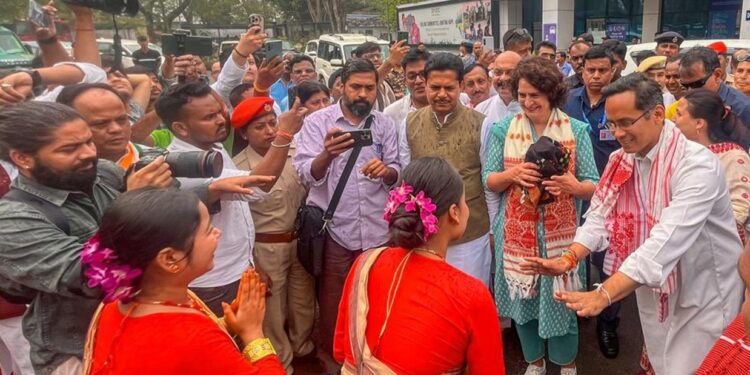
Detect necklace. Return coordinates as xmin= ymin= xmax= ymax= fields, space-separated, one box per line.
xmin=413 ymin=247 xmax=445 ymax=260
xmin=133 ymin=297 xmax=203 ymax=312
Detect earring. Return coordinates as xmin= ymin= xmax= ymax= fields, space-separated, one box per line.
xmin=170 ymin=264 xmax=179 ymax=273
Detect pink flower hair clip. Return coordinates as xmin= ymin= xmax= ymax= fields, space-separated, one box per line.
xmin=81 ymin=234 xmax=142 ymax=303
xmin=384 ymin=181 xmax=439 ymax=241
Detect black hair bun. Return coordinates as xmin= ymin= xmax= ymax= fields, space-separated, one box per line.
xmin=388 ymin=208 xmax=424 ymax=250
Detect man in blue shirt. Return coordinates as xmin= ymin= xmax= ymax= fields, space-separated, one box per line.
xmin=562 ymin=45 xmax=623 ymax=360
xmin=269 ymin=52 xmax=295 ymax=106
xmin=680 ymin=47 xmax=750 ymax=129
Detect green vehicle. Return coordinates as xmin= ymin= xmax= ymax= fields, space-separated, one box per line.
xmin=0 ymin=26 xmax=34 ymax=75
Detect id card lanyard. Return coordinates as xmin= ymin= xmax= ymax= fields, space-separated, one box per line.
xmin=580 ymin=99 xmax=614 ymax=142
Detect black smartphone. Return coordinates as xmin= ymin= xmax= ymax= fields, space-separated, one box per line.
xmin=161 ymin=32 xmax=213 ymax=56
xmin=262 ymin=40 xmax=283 ymax=61
xmin=336 ymin=129 xmax=373 ymax=148
xmin=287 ymin=86 xmax=298 ymax=108
xmin=397 ymin=31 xmax=409 ymax=42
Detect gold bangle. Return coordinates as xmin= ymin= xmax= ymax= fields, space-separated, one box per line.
xmin=242 ymin=337 xmax=277 ymax=362
xmin=253 ymin=84 xmax=269 ymax=94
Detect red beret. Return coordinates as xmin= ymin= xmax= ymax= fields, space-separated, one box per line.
xmin=708 ymin=41 xmax=727 ymax=55
xmin=230 ymin=96 xmax=275 ymax=129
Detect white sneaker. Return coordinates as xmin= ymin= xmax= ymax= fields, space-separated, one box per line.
xmin=524 ymin=360 xmax=546 ymax=375
xmin=560 ymin=366 xmax=577 ymax=375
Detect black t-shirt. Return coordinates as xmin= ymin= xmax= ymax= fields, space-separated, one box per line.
xmin=131 ymin=48 xmax=161 ymax=71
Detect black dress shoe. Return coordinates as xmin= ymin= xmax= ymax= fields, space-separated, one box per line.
xmin=597 ymin=327 xmax=619 ymax=359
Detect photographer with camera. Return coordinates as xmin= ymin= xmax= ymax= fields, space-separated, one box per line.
xmin=155 ymin=81 xmax=307 ymax=316
xmin=0 ymin=101 xmax=274 ymax=375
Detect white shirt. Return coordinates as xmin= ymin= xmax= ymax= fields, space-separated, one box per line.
xmin=35 ymin=62 xmax=107 ymax=102
xmin=0 ymin=160 xmax=18 ymax=181
xmin=211 ymin=57 xmax=247 ymax=106
xmin=662 ymin=89 xmax=676 ymax=108
xmin=476 ymin=95 xmax=521 ymax=228
xmin=168 ymin=138 xmax=265 ymax=288
xmin=574 ymin=125 xmax=743 ymax=375
xmin=383 ymin=95 xmax=418 ymax=129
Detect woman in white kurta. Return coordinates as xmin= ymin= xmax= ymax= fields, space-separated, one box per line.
xmin=673 ymin=89 xmax=750 ymax=242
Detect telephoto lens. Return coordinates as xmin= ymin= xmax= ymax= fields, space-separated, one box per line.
xmin=164 ymin=150 xmax=223 ymax=178
xmin=134 ymin=149 xmax=223 ymax=178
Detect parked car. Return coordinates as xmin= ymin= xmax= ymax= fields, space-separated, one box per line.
xmin=0 ymin=26 xmax=34 ymax=75
xmin=23 ymin=40 xmax=73 ymax=57
xmin=96 ymin=38 xmax=163 ymax=68
xmin=305 ymin=34 xmax=390 ymax=85
xmin=623 ymin=39 xmax=750 ymax=76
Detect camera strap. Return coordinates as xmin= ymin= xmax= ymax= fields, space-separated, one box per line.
xmin=321 ymin=115 xmax=374 ymax=232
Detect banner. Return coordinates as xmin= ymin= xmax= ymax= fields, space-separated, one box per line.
xmin=398 ymin=0 xmax=492 ymax=45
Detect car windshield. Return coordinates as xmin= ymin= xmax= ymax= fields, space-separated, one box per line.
xmin=343 ymin=43 xmax=390 ymax=60
xmin=0 ymin=33 xmax=27 ymax=56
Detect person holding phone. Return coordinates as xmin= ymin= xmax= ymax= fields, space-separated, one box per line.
xmin=293 ymin=59 xmax=400 ymax=374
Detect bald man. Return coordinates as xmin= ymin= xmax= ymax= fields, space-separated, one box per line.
xmin=475 ymin=51 xmax=522 ymax=123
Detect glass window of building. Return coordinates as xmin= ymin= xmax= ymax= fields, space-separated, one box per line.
xmin=661 ymin=0 xmax=741 ymax=39
xmin=574 ymin=0 xmax=643 ymax=43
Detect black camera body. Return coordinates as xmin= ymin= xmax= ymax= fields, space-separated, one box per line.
xmin=135 ymin=148 xmax=224 ymax=179
xmin=161 ymin=30 xmax=214 ymax=57
xmin=61 ymin=0 xmax=139 ymax=16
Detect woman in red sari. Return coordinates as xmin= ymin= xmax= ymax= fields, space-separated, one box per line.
xmin=81 ymin=188 xmax=285 ymax=374
xmin=334 ymin=157 xmax=505 ymax=374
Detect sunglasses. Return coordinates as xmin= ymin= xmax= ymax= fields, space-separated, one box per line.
xmin=505 ymin=28 xmax=532 ymax=45
xmin=680 ymin=72 xmax=713 ymax=90
xmin=736 ymin=53 xmax=750 ymax=63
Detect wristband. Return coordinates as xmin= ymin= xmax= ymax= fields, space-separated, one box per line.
xmin=38 ymin=35 xmax=58 ymax=45
xmin=253 ymin=84 xmax=269 ymax=94
xmin=242 ymin=338 xmax=276 ymax=362
xmin=276 ymin=130 xmax=293 ymax=141
xmin=233 ymin=48 xmax=249 ymax=58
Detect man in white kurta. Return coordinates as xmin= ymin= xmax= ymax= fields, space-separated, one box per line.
xmin=526 ymin=73 xmax=743 ymax=375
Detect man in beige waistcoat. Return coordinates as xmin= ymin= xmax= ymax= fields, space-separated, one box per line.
xmin=397 ymin=52 xmax=492 ymax=285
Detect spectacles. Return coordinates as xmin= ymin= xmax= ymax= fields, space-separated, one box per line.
xmin=604 ymin=105 xmax=658 ymax=131
xmin=680 ymin=72 xmax=713 ymax=90
xmin=737 ymin=53 xmax=750 ymax=63
xmin=406 ymin=71 xmax=425 ymax=81
xmin=362 ymin=52 xmax=382 ymax=60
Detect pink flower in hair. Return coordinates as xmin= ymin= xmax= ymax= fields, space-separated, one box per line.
xmin=384 ymin=181 xmax=415 ymax=221
xmin=80 ymin=234 xmax=142 ymax=303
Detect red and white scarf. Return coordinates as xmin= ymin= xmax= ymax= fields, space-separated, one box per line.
xmin=590 ymin=121 xmax=686 ymax=322
xmin=502 ymin=109 xmax=579 ymax=299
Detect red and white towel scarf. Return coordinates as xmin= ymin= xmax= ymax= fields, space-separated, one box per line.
xmin=590 ymin=122 xmax=686 ymax=322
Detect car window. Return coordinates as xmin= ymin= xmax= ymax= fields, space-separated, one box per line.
xmin=97 ymin=42 xmax=113 ymax=53
xmin=317 ymin=42 xmax=327 ymax=59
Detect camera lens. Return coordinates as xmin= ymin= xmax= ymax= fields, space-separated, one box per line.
xmin=164 ymin=150 xmax=223 ymax=178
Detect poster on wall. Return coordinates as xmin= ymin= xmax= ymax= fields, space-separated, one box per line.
xmin=605 ymin=23 xmax=629 ymax=41
xmin=543 ymin=24 xmax=557 ymax=45
xmin=398 ymin=0 xmax=492 ymax=45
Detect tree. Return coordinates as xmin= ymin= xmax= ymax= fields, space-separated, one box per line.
xmin=139 ymin=0 xmax=192 ymax=39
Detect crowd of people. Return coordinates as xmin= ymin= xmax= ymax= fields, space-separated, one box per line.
xmin=1 ymin=2 xmax=750 ymax=374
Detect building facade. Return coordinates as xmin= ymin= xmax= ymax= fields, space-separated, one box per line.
xmin=495 ymin=0 xmax=749 ymax=50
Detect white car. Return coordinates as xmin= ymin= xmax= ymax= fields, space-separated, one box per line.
xmin=96 ymin=38 xmax=163 ymax=68
xmin=623 ymin=39 xmax=750 ymax=76
xmin=305 ymin=34 xmax=390 ymax=85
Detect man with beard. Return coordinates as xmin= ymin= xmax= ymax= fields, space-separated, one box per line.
xmin=293 ymin=59 xmax=399 ymax=374
xmin=0 ymin=101 xmax=274 ymax=375
xmin=562 ymin=46 xmax=622 ymax=359
xmin=383 ymin=49 xmax=431 ymax=126
xmin=156 ymin=82 xmax=304 ymax=316
xmin=565 ymin=40 xmax=591 ymax=90
xmin=57 ymin=83 xmax=142 ymax=170
xmin=398 ymin=53 xmax=491 ymax=286
xmin=0 ymin=102 xmax=172 ymax=375
xmin=463 ymin=63 xmax=493 ymax=108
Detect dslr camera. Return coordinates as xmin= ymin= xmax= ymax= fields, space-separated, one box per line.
xmin=61 ymin=0 xmax=139 ymax=16
xmin=134 ymin=149 xmax=224 ymax=179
